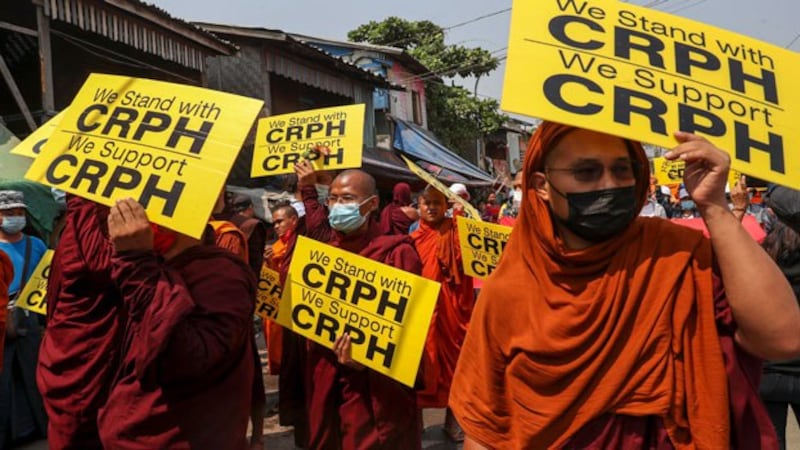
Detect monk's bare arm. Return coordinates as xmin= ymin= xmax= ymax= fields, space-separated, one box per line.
xmin=668 ymin=133 xmax=800 ymax=360
xmin=464 ymin=436 xmax=490 ymax=450
xmin=702 ymin=204 xmax=800 ymax=359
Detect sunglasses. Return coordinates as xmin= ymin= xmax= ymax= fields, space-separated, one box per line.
xmin=546 ymin=159 xmax=640 ymax=183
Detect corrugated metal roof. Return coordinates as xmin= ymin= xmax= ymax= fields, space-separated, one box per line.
xmin=43 ymin=0 xmax=236 ymax=70
xmin=289 ymin=33 xmax=432 ymax=76
xmin=194 ymin=22 xmax=404 ymax=91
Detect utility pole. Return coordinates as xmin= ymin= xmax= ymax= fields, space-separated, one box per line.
xmin=474 ymin=76 xmax=484 ymax=170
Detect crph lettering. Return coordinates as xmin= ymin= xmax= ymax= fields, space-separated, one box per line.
xmin=43 ymin=156 xmax=185 ymax=217
xmin=262 ymin=148 xmax=345 ymax=171
xmin=548 ymin=14 xmax=780 ymax=104
xmin=75 ymin=103 xmax=214 ymax=154
xmin=265 ymin=120 xmax=347 ymax=143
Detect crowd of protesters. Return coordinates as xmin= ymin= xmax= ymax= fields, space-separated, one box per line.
xmin=0 ymin=122 xmax=799 ymax=450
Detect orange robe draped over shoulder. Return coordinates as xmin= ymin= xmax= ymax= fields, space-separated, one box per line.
xmin=449 ymin=122 xmax=776 ymax=449
xmin=264 ymin=237 xmax=290 ymax=375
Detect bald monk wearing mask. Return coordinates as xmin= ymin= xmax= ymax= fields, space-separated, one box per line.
xmin=450 ymin=122 xmax=799 ymax=449
xmin=296 ymin=161 xmax=424 ymax=450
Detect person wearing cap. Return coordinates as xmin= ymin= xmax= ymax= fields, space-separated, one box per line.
xmin=0 ymin=190 xmax=48 ymax=446
xmin=219 ymin=193 xmax=269 ymax=276
xmin=759 ymin=185 xmax=800 ymax=450
xmin=447 ymin=183 xmax=471 ymax=218
xmin=676 ymin=186 xmax=699 ymax=219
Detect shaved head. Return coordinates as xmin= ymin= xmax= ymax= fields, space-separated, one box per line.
xmin=273 ymin=204 xmax=298 ymax=219
xmin=333 ymin=169 xmax=377 ymax=197
xmin=422 ymin=185 xmax=446 ymax=202
xmin=419 ymin=185 xmax=447 ymax=225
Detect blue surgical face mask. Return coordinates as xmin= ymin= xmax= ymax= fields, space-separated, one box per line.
xmin=680 ymin=200 xmax=695 ymax=211
xmin=328 ymin=196 xmax=374 ymax=234
xmin=1 ymin=215 xmax=26 ymax=234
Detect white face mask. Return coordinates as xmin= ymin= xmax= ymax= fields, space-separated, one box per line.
xmin=0 ymin=215 xmax=26 ymax=234
xmin=512 ymin=189 xmax=523 ymax=208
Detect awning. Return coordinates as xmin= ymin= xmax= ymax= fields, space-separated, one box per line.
xmin=392 ymin=118 xmax=494 ymax=186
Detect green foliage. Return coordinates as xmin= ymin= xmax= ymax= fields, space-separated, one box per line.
xmin=349 ymin=17 xmax=507 ymax=155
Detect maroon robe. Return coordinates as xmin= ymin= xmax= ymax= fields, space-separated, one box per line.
xmin=270 ymin=185 xmax=336 ymax=447
xmin=304 ymin=200 xmax=423 ymax=450
xmin=97 ymin=244 xmax=256 ymax=449
xmin=379 ymin=182 xmax=415 ymax=236
xmin=37 ymin=196 xmax=124 ymax=450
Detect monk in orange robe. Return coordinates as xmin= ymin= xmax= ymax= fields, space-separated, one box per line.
xmin=263 ymin=204 xmax=300 ymax=375
xmin=450 ymin=122 xmax=798 ymax=449
xmin=411 ymin=186 xmax=474 ymax=441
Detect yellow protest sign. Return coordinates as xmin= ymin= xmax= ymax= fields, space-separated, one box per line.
xmin=24 ymin=73 xmax=264 ymax=238
xmin=277 ymin=236 xmax=440 ymax=387
xmin=456 ymin=216 xmax=512 ymax=280
xmin=10 ymin=111 xmax=67 ymax=158
xmin=255 ymin=265 xmax=282 ymax=321
xmin=653 ymin=157 xmax=744 ymax=191
xmin=15 ymin=250 xmax=54 ymax=316
xmin=503 ymin=0 xmax=800 ymax=189
xmin=652 ymin=157 xmax=685 ymax=186
xmin=400 ymin=155 xmax=482 ymax=220
xmin=251 ymin=104 xmax=365 ymax=176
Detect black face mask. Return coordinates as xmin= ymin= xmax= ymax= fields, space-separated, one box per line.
xmin=550 ymin=185 xmax=638 ymax=243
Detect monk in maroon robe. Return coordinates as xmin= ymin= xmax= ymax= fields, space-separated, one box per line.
xmin=379 ymin=182 xmax=418 ymax=235
xmin=97 ymin=198 xmax=257 ymax=449
xmin=296 ymin=162 xmax=423 ymax=450
xmin=37 ymin=196 xmax=123 ymax=450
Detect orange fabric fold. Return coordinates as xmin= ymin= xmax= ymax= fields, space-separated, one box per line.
xmin=271 ymin=238 xmax=289 ymax=266
xmin=412 ymin=218 xmax=474 ymax=408
xmin=448 ymin=122 xmax=729 ymax=449
xmin=264 ymin=239 xmax=291 ymax=375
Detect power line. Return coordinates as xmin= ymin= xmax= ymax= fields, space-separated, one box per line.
xmin=667 ymin=0 xmax=708 ymax=14
xmin=392 ymin=47 xmax=507 ymax=85
xmin=443 ymin=8 xmax=512 ymax=31
xmin=376 ymin=7 xmax=512 ymax=49
xmin=786 ymin=32 xmax=800 ymax=49
xmin=656 ymin=0 xmax=694 ymax=11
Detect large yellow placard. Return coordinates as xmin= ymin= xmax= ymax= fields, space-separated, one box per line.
xmin=24 ymin=74 xmax=264 ymax=238
xmin=10 ymin=111 xmax=66 ymax=158
xmin=15 ymin=250 xmax=54 ymax=316
xmin=276 ymin=236 xmax=440 ymax=387
xmin=456 ymin=217 xmax=512 ymax=280
xmin=400 ymin=155 xmax=482 ymax=220
xmin=251 ymin=104 xmax=365 ymax=176
xmin=255 ymin=265 xmax=282 ymax=321
xmin=503 ymin=0 xmax=800 ymax=189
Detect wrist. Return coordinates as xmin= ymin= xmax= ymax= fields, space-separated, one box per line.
xmin=697 ymin=201 xmax=731 ymax=222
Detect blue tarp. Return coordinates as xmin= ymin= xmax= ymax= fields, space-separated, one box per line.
xmin=392 ymin=119 xmax=494 ymax=185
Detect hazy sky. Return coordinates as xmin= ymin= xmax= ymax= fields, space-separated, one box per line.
xmin=154 ymin=0 xmax=800 ymax=103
